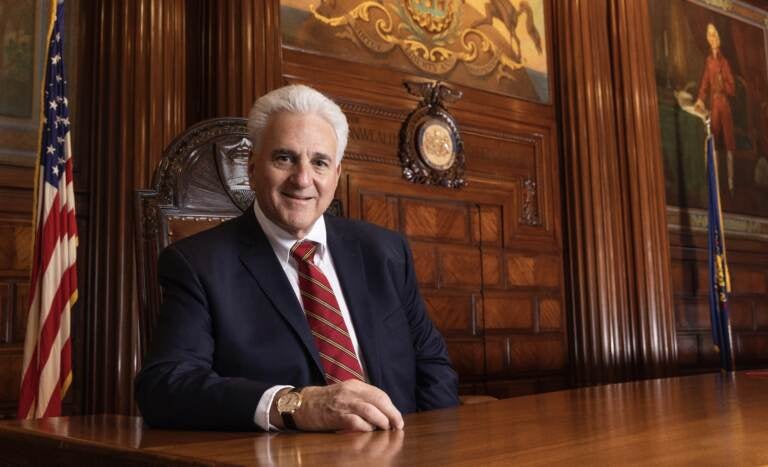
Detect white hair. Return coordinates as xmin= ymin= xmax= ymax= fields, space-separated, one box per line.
xmin=247 ymin=84 xmax=348 ymax=162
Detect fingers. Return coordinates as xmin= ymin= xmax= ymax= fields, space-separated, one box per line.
xmin=360 ymin=387 xmax=404 ymax=430
xmin=342 ymin=380 xmax=404 ymax=431
xmin=349 ymin=400 xmax=393 ymax=431
xmin=337 ymin=413 xmax=376 ymax=433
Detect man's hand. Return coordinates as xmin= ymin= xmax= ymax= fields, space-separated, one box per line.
xmin=274 ymin=380 xmax=404 ymax=432
xmin=694 ymin=98 xmax=706 ymax=113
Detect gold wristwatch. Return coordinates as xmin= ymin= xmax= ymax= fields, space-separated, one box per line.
xmin=276 ymin=388 xmax=302 ymax=430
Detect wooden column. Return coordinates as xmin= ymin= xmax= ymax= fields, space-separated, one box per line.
xmin=555 ymin=0 xmax=676 ymax=385
xmin=608 ymin=0 xmax=677 ymax=377
xmin=187 ymin=0 xmax=281 ymax=122
xmin=75 ymin=0 xmax=186 ymax=415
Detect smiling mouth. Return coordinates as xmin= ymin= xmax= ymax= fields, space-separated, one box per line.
xmin=282 ymin=192 xmax=314 ymax=201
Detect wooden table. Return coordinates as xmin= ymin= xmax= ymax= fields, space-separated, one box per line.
xmin=1 ymin=372 xmax=767 ymax=466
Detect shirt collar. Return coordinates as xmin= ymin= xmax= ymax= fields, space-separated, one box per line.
xmin=252 ymin=200 xmax=328 ymax=264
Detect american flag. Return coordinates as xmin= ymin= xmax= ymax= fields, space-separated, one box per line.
xmin=17 ymin=0 xmax=78 ymax=419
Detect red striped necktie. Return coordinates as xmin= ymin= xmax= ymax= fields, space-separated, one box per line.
xmin=290 ymin=240 xmax=364 ymax=384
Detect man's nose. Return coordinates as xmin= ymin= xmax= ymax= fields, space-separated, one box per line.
xmin=289 ymin=159 xmax=313 ymax=187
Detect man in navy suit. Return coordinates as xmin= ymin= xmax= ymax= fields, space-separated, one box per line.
xmin=135 ymin=84 xmax=459 ymax=432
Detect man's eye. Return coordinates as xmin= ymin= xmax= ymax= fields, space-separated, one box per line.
xmin=275 ymin=154 xmax=292 ymax=163
xmin=312 ymin=159 xmax=331 ymax=168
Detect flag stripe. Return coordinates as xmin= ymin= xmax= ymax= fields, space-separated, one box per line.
xmin=18 ymin=264 xmax=76 ymax=417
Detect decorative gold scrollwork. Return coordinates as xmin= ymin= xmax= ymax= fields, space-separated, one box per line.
xmin=310 ymin=1 xmax=527 ymax=81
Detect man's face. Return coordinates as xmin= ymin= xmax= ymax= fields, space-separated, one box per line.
xmin=707 ymin=25 xmax=720 ymax=50
xmin=250 ymin=111 xmax=341 ymax=238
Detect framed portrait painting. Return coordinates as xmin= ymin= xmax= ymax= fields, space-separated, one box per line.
xmin=649 ymin=0 xmax=768 ymax=240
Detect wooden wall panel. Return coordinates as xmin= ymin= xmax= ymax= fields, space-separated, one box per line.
xmin=0 ymin=348 xmax=23 ymax=416
xmin=483 ymin=295 xmax=533 ymax=331
xmin=422 ymin=293 xmax=476 ymax=336
xmin=0 ymin=164 xmax=34 ymax=418
xmin=344 ymin=126 xmax=566 ymax=397
xmin=757 ymin=303 xmax=768 ymax=329
xmin=0 ymin=284 xmax=9 ymax=344
xmin=670 ymin=236 xmax=768 ymax=372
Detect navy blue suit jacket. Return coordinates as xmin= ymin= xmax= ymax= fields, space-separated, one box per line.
xmin=135 ymin=208 xmax=459 ymax=430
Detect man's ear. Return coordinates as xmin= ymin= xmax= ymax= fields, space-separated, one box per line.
xmin=335 ymin=159 xmax=342 ymax=179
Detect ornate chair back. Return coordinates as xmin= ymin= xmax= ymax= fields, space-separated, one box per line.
xmin=136 ymin=118 xmax=253 ymax=358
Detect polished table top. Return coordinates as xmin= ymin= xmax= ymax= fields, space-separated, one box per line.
xmin=1 ymin=372 xmax=767 ymax=466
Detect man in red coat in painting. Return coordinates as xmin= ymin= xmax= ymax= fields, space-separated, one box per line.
xmin=695 ymin=23 xmax=736 ymax=193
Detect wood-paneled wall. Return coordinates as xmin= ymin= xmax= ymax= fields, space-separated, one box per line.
xmin=672 ymin=234 xmax=768 ymax=371
xmin=0 ymin=165 xmax=34 ymax=418
xmin=0 ymin=0 xmax=764 ymax=419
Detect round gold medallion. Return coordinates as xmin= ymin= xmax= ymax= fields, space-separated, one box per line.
xmin=417 ymin=119 xmax=456 ymax=171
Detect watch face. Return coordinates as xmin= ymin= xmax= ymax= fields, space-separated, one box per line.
xmin=277 ymin=390 xmax=302 ymax=413
xmin=417 ymin=119 xmax=456 ymax=171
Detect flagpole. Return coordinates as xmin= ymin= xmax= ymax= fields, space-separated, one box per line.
xmin=705 ymin=116 xmax=735 ymax=372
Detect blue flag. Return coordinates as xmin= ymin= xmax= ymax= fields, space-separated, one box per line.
xmin=705 ymin=128 xmax=734 ymax=372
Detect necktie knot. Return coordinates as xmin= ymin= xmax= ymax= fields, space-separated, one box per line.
xmin=291 ymin=240 xmax=317 ymax=264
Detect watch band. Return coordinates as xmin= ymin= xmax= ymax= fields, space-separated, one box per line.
xmin=282 ymin=409 xmax=298 ymax=430
xmin=279 ymin=388 xmax=301 ymax=430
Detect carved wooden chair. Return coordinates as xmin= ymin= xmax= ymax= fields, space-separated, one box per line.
xmin=136 ymin=117 xmax=254 ymax=358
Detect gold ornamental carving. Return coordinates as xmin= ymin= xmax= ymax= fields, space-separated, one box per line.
xmin=405 ymin=0 xmax=457 ymax=34
xmin=310 ymin=1 xmax=527 ymax=81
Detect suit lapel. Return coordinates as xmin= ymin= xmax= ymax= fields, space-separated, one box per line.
xmin=327 ymin=220 xmax=383 ymax=387
xmin=236 ymin=210 xmax=324 ymax=375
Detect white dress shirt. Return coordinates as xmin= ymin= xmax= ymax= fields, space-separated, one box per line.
xmin=251 ymin=201 xmax=365 ymax=430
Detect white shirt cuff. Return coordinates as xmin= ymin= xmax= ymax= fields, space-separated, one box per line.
xmin=254 ymin=385 xmax=294 ymax=431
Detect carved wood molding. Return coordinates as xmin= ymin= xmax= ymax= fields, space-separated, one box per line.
xmin=461 ymin=127 xmax=542 ymax=148
xmin=154 ymin=118 xmax=251 ymax=207
xmin=520 ymin=177 xmax=542 ymax=227
xmin=338 ymin=100 xmax=409 ymax=121
xmin=344 ymin=151 xmax=399 ymax=166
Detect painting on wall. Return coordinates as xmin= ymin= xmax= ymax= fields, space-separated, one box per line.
xmin=649 ymin=0 xmax=768 ymax=239
xmin=0 ymin=1 xmax=36 ymax=118
xmin=281 ymin=0 xmax=550 ymax=103
xmin=0 ymin=0 xmax=50 ymax=166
